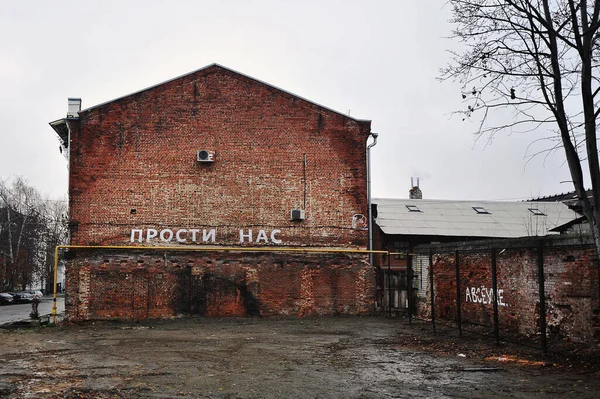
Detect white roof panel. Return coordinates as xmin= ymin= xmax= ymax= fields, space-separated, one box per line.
xmin=374 ymin=198 xmax=578 ymax=238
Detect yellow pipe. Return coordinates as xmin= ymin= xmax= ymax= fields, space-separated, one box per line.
xmin=57 ymin=244 xmax=388 ymax=254
xmin=52 ymin=244 xmax=389 ymax=323
xmin=52 ymin=245 xmax=59 ymax=324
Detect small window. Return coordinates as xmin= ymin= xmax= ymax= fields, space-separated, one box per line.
xmin=529 ymin=208 xmax=546 ymax=216
xmin=473 ymin=206 xmax=490 ymax=214
xmin=406 ymin=205 xmax=421 ymax=212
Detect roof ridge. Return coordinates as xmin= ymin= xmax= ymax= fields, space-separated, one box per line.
xmin=79 ymin=63 xmax=370 ymax=123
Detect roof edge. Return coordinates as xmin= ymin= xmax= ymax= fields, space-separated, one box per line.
xmin=49 ymin=118 xmax=69 ymax=144
xmin=374 ymin=221 xmax=523 ymax=239
xmin=549 ymin=215 xmax=587 ymax=232
xmin=373 ymin=198 xmax=562 ymax=204
xmin=80 ymin=63 xmax=371 ymax=123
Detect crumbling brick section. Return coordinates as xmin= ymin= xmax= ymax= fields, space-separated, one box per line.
xmin=66 ymin=251 xmax=375 ymax=321
xmin=418 ymin=239 xmax=600 ymax=344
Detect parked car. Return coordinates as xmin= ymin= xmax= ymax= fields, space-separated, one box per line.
xmin=26 ymin=290 xmax=44 ymax=299
xmin=0 ymin=293 xmax=15 ymax=305
xmin=8 ymin=291 xmax=34 ymax=303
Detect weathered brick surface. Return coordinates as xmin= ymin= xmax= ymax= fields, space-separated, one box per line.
xmin=60 ymin=65 xmax=374 ymax=320
xmin=66 ymin=251 xmax=375 ymax=321
xmin=67 ymin=65 xmax=370 ymax=248
xmin=418 ymin=242 xmax=599 ymax=343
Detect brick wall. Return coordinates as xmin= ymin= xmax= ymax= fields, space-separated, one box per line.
xmin=67 ymin=65 xmax=370 ymax=248
xmin=56 ymin=65 xmax=374 ymax=320
xmin=416 ymin=237 xmax=600 ymax=343
xmin=57 ymin=65 xmax=374 ymax=320
xmin=65 ymin=250 xmax=375 ymax=321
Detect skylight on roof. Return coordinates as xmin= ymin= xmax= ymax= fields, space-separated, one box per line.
xmin=473 ymin=206 xmax=490 ymax=214
xmin=528 ymin=208 xmax=546 ymax=216
xmin=406 ymin=205 xmax=421 ymax=212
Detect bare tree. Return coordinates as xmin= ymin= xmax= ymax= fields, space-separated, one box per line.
xmin=38 ymin=198 xmax=68 ymax=293
xmin=441 ymin=0 xmax=600 ymax=256
xmin=0 ymin=177 xmax=66 ymax=291
xmin=1 ymin=178 xmax=38 ymax=289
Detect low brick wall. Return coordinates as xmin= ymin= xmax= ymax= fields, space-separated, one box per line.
xmin=65 ymin=250 xmax=375 ymax=321
xmin=416 ymin=236 xmax=600 ymax=343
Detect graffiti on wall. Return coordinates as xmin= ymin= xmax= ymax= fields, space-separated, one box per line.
xmin=352 ymin=214 xmax=367 ymax=230
xmin=130 ymin=228 xmax=282 ymax=244
xmin=465 ymin=286 xmax=507 ymax=307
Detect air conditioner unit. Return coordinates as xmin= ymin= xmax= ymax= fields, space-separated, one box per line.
xmin=290 ymin=209 xmax=305 ymax=221
xmin=197 ymin=150 xmax=215 ymax=162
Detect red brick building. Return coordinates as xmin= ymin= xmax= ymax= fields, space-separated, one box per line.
xmin=50 ymin=64 xmax=376 ymax=320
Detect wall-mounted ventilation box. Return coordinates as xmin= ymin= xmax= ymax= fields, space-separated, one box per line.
xmin=290 ymin=209 xmax=305 ymax=221
xmin=197 ymin=150 xmax=215 ymax=162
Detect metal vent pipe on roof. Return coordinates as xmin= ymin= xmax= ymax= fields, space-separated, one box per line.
xmin=409 ymin=177 xmax=423 ymax=199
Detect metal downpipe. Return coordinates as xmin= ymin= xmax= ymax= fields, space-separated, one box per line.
xmin=367 ymin=132 xmax=379 ymax=265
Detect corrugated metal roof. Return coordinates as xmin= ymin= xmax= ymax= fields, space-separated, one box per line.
xmin=374 ymin=198 xmax=579 ymax=238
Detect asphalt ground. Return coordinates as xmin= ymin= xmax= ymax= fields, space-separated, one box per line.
xmin=0 ymin=316 xmax=599 ymax=398
xmin=0 ymin=296 xmax=65 ymax=325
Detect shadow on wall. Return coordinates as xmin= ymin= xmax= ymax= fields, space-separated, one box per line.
xmin=178 ymin=272 xmax=260 ymax=317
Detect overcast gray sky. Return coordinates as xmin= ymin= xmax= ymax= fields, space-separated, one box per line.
xmin=0 ymin=0 xmax=579 ymax=201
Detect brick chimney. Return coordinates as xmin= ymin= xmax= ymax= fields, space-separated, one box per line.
xmin=409 ymin=177 xmax=422 ymax=199
xmin=67 ymin=98 xmax=81 ymax=119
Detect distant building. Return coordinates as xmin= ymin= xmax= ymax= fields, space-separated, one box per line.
xmin=527 ymin=189 xmax=593 ymax=203
xmin=371 ymin=186 xmax=580 ymax=313
xmin=373 ymin=198 xmax=578 ymax=264
xmin=49 ymin=64 xmax=375 ymax=321
xmin=529 ymin=189 xmax=594 ymax=236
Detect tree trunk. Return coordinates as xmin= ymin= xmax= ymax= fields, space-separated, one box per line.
xmin=6 ymin=206 xmax=13 ymax=263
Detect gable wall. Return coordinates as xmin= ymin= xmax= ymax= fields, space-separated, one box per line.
xmin=68 ymin=67 xmax=370 ymax=248
xmin=61 ymin=67 xmax=375 ymax=320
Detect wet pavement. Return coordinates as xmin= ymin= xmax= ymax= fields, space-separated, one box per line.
xmin=0 ymin=297 xmax=65 ymax=325
xmin=0 ymin=316 xmax=598 ymax=398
